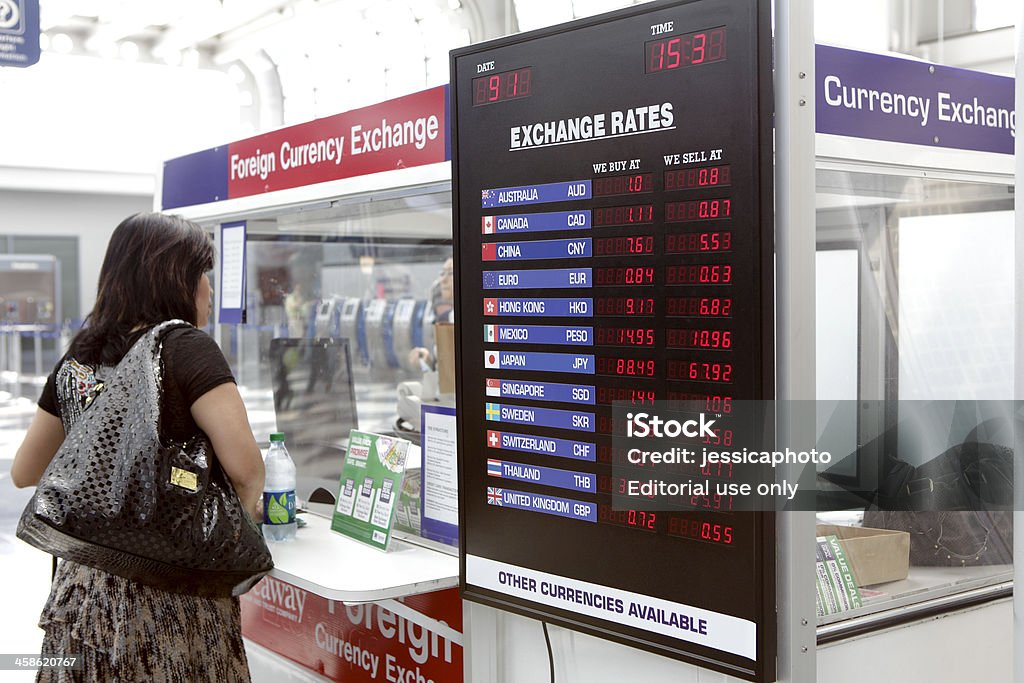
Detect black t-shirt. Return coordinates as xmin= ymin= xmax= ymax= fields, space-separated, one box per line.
xmin=39 ymin=327 xmax=235 ymax=443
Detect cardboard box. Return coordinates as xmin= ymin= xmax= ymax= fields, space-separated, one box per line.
xmin=816 ymin=524 xmax=910 ymax=586
xmin=434 ymin=322 xmax=456 ymax=396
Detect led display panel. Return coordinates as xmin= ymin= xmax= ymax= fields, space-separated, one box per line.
xmin=451 ymin=1 xmax=774 ymax=679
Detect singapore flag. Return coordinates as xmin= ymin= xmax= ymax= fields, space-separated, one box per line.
xmin=485 ymin=378 xmax=501 ymax=397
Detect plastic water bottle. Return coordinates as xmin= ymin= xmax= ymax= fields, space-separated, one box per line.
xmin=263 ymin=432 xmax=297 ymax=542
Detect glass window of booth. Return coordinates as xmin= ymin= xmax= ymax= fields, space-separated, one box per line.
xmin=814 ymin=169 xmax=1014 ymax=628
xmin=206 ymin=185 xmax=453 ymax=538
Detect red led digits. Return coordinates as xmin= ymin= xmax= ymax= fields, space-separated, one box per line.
xmin=595 ymin=266 xmax=656 ymax=286
xmin=646 ymin=27 xmax=727 ymax=74
xmin=665 ymin=198 xmax=732 ymax=222
xmin=666 ymin=516 xmax=734 ymax=545
xmin=595 ymin=297 xmax=656 ymax=316
xmin=666 ymin=297 xmax=732 ymax=317
xmin=597 ymin=356 xmax=657 ymax=377
xmin=592 ymin=204 xmax=654 ymax=227
xmin=667 ymin=328 xmax=733 ymax=349
xmin=666 ymin=231 xmax=732 ymax=253
xmin=592 ymin=173 xmax=653 ymax=197
xmin=472 ymin=67 xmax=533 ymax=106
xmin=593 ymin=235 xmax=655 ymax=257
xmin=667 ymin=360 xmax=733 ymax=383
xmin=595 ymin=327 xmax=656 ymax=346
xmin=664 ymin=165 xmax=731 ymax=190
xmin=666 ymin=264 xmax=732 ymax=285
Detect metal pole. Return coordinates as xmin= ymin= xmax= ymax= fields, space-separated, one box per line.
xmin=775 ymin=0 xmax=817 ymax=681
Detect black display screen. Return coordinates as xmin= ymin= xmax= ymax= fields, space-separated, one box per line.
xmin=452 ymin=1 xmax=774 ymax=680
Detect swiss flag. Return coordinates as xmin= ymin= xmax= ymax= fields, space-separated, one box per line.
xmin=481 ymin=243 xmax=496 ymax=261
xmin=483 ymin=298 xmax=498 ymax=316
xmin=482 ymin=216 xmax=495 ymax=234
xmin=485 ymin=378 xmax=501 ymax=396
xmin=487 ymin=430 xmax=502 ymax=448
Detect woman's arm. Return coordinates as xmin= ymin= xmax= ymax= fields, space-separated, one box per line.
xmin=191 ymin=383 xmax=265 ymax=519
xmin=11 ymin=409 xmax=65 ymax=488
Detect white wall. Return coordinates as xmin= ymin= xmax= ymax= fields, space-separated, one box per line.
xmin=0 ymin=189 xmax=151 ymax=316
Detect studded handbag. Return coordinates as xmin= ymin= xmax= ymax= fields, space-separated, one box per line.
xmin=17 ymin=321 xmax=273 ymax=597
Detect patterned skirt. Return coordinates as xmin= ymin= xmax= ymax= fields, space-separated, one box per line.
xmin=36 ymin=561 xmax=251 ymax=683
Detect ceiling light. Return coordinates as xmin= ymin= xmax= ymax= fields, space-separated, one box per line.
xmin=448 ymin=0 xmax=462 ymax=9
xmin=119 ymin=41 xmax=139 ymax=61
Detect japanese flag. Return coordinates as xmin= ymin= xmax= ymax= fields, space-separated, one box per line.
xmin=484 ymin=351 xmax=500 ymax=369
xmin=482 ymin=216 xmax=495 ymax=234
xmin=485 ymin=378 xmax=501 ymax=396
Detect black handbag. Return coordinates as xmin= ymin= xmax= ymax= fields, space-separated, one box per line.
xmin=17 ymin=321 xmax=273 ymax=597
xmin=863 ymin=439 xmax=1013 ymax=567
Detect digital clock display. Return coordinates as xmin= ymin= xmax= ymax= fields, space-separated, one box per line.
xmin=472 ymin=67 xmax=534 ymax=106
xmin=665 ymin=198 xmax=732 ymax=222
xmin=664 ymin=164 xmax=732 ymax=190
xmin=646 ymin=27 xmax=727 ymax=74
xmin=592 ymin=173 xmax=653 ymax=196
xmin=595 ymin=296 xmax=656 ymax=316
xmin=592 ymin=204 xmax=655 ymax=227
xmin=666 ymin=231 xmax=732 ymax=253
xmin=593 ymin=235 xmax=655 ymax=256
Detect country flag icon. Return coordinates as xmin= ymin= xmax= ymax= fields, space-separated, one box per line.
xmin=486 ymin=429 xmax=502 ymax=448
xmin=482 ymin=243 xmax=496 ymax=261
xmin=484 ymin=298 xmax=498 ymax=315
xmin=485 ymin=378 xmax=501 ymax=397
xmin=486 ymin=459 xmax=503 ymax=477
xmin=482 ymin=216 xmax=495 ymax=234
xmin=484 ymin=350 xmax=499 ymax=369
xmin=483 ymin=271 xmax=497 ymax=288
xmin=485 ymin=402 xmax=501 ymax=421
xmin=484 ymin=325 xmax=497 ymax=343
xmin=487 ymin=487 xmax=503 ymax=506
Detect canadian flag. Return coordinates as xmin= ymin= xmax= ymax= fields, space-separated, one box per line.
xmin=482 ymin=216 xmax=495 ymax=234
xmin=484 ymin=324 xmax=497 ymax=342
xmin=485 ymin=378 xmax=501 ymax=396
xmin=484 ymin=351 xmax=500 ymax=369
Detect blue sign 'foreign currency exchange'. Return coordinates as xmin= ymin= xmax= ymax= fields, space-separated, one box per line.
xmin=0 ymin=0 xmax=40 ymax=68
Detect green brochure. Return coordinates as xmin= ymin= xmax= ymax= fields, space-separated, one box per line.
xmin=331 ymin=430 xmax=411 ymax=550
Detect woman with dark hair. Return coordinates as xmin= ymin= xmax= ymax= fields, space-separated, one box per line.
xmin=11 ymin=212 xmax=264 ymax=682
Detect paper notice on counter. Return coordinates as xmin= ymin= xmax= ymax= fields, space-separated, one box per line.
xmin=815 ymin=535 xmax=863 ymax=616
xmin=332 ymin=430 xmax=410 ymax=551
xmin=218 ymin=222 xmax=246 ymax=324
xmin=421 ymin=404 xmax=458 ymax=547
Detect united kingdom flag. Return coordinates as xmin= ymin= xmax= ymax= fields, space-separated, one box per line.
xmin=487 ymin=487 xmax=503 ymax=506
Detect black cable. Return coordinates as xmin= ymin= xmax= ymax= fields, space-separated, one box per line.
xmin=542 ymin=620 xmax=555 ymax=683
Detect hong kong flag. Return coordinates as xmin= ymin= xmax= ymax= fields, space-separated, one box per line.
xmin=481 ymin=243 xmax=496 ymax=261
xmin=483 ymin=298 xmax=498 ymax=315
xmin=482 ymin=216 xmax=495 ymax=234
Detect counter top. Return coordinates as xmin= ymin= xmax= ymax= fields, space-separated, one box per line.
xmin=267 ymin=511 xmax=460 ymax=604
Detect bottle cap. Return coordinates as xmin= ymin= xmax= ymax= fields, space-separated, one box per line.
xmin=270 ymin=432 xmax=285 ymax=442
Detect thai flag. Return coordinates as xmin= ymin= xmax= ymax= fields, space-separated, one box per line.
xmin=487 ymin=487 xmax=503 ymax=506
xmin=485 ymin=403 xmax=501 ymax=421
xmin=484 ymin=298 xmax=498 ymax=315
xmin=486 ymin=459 xmax=502 ymax=477
xmin=486 ymin=430 xmax=502 ymax=448
xmin=482 ymin=216 xmax=495 ymax=234
xmin=485 ymin=378 xmax=501 ymax=397
xmin=484 ymin=351 xmax=499 ymax=369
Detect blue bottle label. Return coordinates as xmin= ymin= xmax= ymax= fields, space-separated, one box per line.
xmin=263 ymin=490 xmax=296 ymax=525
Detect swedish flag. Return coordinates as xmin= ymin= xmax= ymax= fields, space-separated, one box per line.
xmin=485 ymin=403 xmax=501 ymax=421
